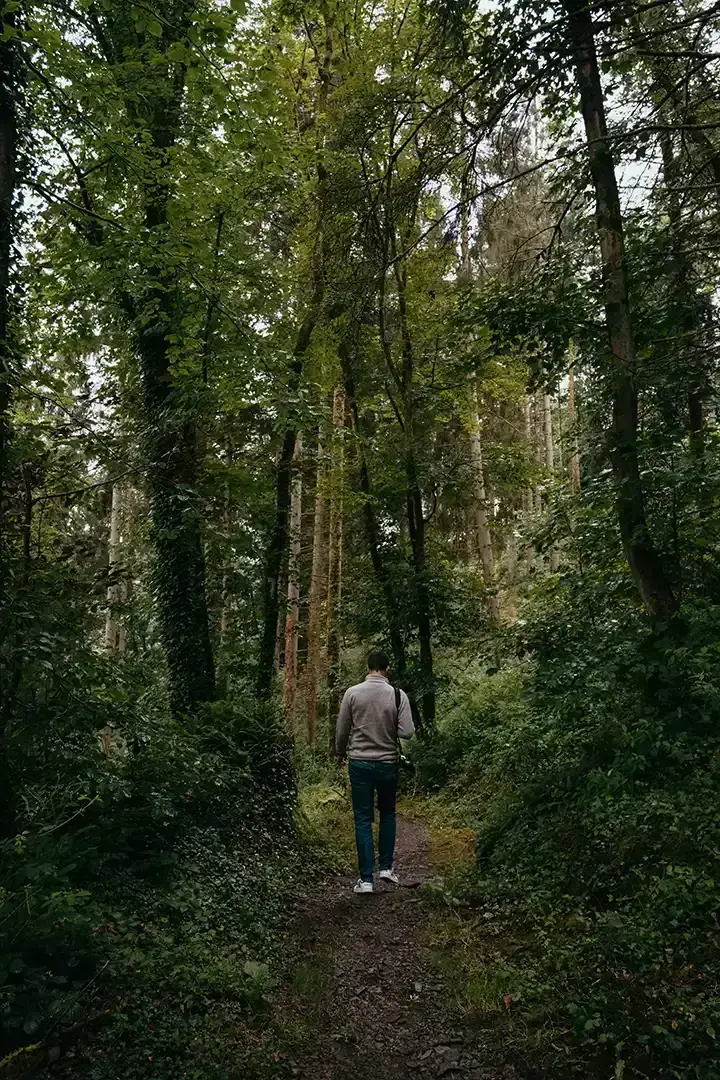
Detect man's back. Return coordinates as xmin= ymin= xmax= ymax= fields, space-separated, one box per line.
xmin=336 ymin=673 xmax=414 ymax=762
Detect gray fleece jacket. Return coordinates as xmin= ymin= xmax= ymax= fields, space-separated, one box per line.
xmin=335 ymin=673 xmax=415 ymax=762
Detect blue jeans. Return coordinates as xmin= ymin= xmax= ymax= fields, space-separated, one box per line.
xmin=349 ymin=759 xmax=398 ymax=882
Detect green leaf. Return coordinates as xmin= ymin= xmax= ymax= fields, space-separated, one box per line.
xmin=167 ymin=41 xmax=187 ymax=62
xmin=147 ymin=19 xmax=163 ymax=37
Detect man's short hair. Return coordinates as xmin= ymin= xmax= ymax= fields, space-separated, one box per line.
xmin=367 ymin=649 xmax=390 ymax=672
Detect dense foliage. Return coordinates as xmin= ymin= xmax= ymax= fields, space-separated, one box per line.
xmin=0 ymin=0 xmax=718 ymax=1076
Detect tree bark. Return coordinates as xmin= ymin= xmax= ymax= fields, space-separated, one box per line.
xmin=543 ymin=392 xmax=554 ymax=472
xmin=338 ymin=340 xmax=407 ymax=679
xmin=0 ymin=24 xmax=21 ymax=832
xmin=504 ymin=527 xmax=519 ymax=623
xmin=522 ymin=398 xmax=533 ymax=515
xmin=220 ymin=463 xmax=231 ymax=637
xmin=543 ymin=392 xmax=560 ymax=572
xmin=564 ymin=0 xmax=677 ymax=621
xmin=392 ymin=253 xmax=436 ymax=727
xmin=283 ymin=433 xmax=303 ymax=730
xmin=657 ymin=125 xmax=707 ymax=458
xmin=470 ymin=387 xmax=499 ymax=619
xmin=533 ymin=395 xmax=543 ymax=513
xmin=256 ymin=14 xmax=334 ymax=700
xmin=305 ymin=430 xmax=327 ymax=745
xmin=326 ymin=389 xmax=345 ymax=754
xmin=0 ymin=26 xmax=18 ymax=545
xmin=105 ymin=482 xmax=125 ymax=655
xmin=135 ymin=44 xmax=216 ymax=716
xmin=256 ymin=284 xmax=324 ymax=699
xmin=568 ymin=343 xmax=581 ymax=493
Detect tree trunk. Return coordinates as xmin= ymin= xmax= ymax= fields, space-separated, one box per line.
xmin=504 ymin=527 xmax=519 ymax=623
xmin=257 ymin=12 xmax=334 ymax=700
xmin=406 ymin=473 xmax=435 ymax=727
xmin=0 ymin=27 xmax=18 ymax=548
xmin=137 ymin=59 xmax=216 ymax=716
xmin=326 ymin=389 xmax=345 ymax=754
xmin=338 ymin=340 xmax=407 ymax=680
xmin=543 ymin=393 xmax=554 ymax=472
xmin=220 ymin=489 xmax=230 ymax=638
xmin=522 ymin=398 xmax=533 ymax=514
xmin=105 ymin=482 xmax=125 ymax=655
xmin=568 ymin=343 xmax=581 ymax=493
xmin=274 ymin=566 xmax=287 ymax=669
xmin=533 ymin=394 xmax=543 ymax=513
xmin=394 ymin=254 xmax=435 ymax=728
xmin=657 ymin=126 xmax=707 ymax=458
xmin=283 ymin=433 xmax=303 ymax=731
xmin=257 ymin=286 xmax=324 ymax=699
xmin=543 ymin=392 xmax=560 ymax=572
xmin=563 ymin=0 xmax=677 ymax=621
xmin=0 ymin=25 xmax=20 ymax=833
xmin=470 ymin=387 xmax=499 ymax=619
xmin=305 ymin=431 xmax=327 ymax=745
xmin=555 ymin=396 xmax=564 ymax=471
xmin=459 ymin=178 xmax=472 ymax=281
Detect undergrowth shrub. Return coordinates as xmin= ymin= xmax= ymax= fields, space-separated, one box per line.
xmin=0 ymin=678 xmax=299 ymax=1080
xmin=419 ymin=594 xmax=720 ymax=1080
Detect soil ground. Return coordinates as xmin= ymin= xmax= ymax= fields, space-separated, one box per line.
xmin=271 ymin=816 xmax=519 ymax=1080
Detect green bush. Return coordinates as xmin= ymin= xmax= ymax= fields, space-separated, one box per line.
xmin=0 ymin=682 xmax=299 ymax=1079
xmin=422 ymin=595 xmax=720 ymax=1079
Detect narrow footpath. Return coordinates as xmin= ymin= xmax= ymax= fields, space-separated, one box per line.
xmin=270 ymin=817 xmax=520 ymax=1080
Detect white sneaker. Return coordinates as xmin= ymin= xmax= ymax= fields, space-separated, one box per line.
xmin=379 ymin=869 xmax=400 ymax=885
xmin=353 ymin=879 xmax=374 ymax=894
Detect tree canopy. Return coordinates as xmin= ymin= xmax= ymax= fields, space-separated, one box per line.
xmin=1 ymin=0 xmax=719 ymax=1075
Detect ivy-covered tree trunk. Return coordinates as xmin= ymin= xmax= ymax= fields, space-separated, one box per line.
xmin=326 ymin=388 xmax=344 ymax=753
xmin=138 ymin=320 xmax=216 ymax=715
xmin=305 ymin=430 xmax=327 ymax=744
xmin=0 ymin=28 xmax=17 ymax=518
xmin=129 ymin=15 xmax=215 ymax=716
xmin=283 ymin=433 xmax=303 ymax=729
xmin=564 ymin=0 xmax=677 ymax=622
xmin=0 ymin=22 xmax=20 ymax=833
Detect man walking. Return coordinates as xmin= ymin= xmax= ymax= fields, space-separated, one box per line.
xmin=336 ymin=650 xmax=415 ymax=894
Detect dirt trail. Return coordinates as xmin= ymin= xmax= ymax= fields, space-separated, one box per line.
xmin=275 ymin=816 xmax=517 ymax=1080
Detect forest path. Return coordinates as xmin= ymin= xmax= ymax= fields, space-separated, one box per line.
xmin=269 ymin=816 xmax=519 ymax=1080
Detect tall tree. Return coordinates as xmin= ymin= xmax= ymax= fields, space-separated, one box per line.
xmin=563 ymin=0 xmax=677 ymax=621
xmin=568 ymin=343 xmax=581 ymax=493
xmin=105 ymin=482 xmax=125 ymax=656
xmin=283 ymin=433 xmax=303 ymax=728
xmin=326 ymin=386 xmax=345 ymax=750
xmin=112 ymin=3 xmax=216 ymax=713
xmin=0 ymin=11 xmax=21 ymax=829
xmin=338 ymin=337 xmax=408 ymax=681
xmin=305 ymin=426 xmax=327 ymax=744
xmin=256 ymin=9 xmax=334 ymax=699
xmin=470 ymin=387 xmax=499 ymax=618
